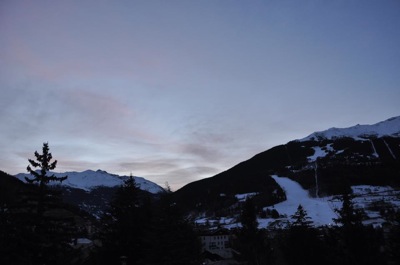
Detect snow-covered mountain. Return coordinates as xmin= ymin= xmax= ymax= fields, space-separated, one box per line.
xmin=175 ymin=115 xmax=400 ymax=229
xmin=195 ymin=175 xmax=400 ymax=229
xmin=15 ymin=169 xmax=164 ymax=194
xmin=300 ymin=116 xmax=400 ymax=141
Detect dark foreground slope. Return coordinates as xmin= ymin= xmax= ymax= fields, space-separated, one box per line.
xmin=172 ymin=143 xmax=313 ymax=213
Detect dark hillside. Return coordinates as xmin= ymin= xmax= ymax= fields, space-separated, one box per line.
xmin=0 ymin=170 xmax=27 ymax=206
xmin=173 ymin=136 xmax=400 ymax=214
xmin=172 ymin=145 xmax=293 ymax=212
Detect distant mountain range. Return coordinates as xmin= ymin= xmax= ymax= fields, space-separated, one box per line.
xmin=15 ymin=169 xmax=164 ymax=194
xmin=14 ymin=170 xmax=164 ymax=218
xmin=9 ymin=116 xmax=400 ymax=225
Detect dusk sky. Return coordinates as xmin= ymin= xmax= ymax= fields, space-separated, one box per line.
xmin=1 ymin=0 xmax=399 ymax=190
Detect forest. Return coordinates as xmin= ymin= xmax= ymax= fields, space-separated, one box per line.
xmin=1 ymin=143 xmax=399 ymax=265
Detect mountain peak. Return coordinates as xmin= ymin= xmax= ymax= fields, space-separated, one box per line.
xmin=299 ymin=116 xmax=400 ymax=141
xmin=15 ymin=169 xmax=164 ymax=194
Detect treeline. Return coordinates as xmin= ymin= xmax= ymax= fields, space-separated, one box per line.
xmin=93 ymin=175 xmax=201 ymax=265
xmin=0 ymin=143 xmax=201 ymax=265
xmin=232 ymin=196 xmax=400 ymax=265
xmin=1 ymin=143 xmax=400 ymax=265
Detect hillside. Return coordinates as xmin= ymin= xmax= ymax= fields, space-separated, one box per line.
xmin=173 ymin=116 xmax=400 ymax=227
xmin=14 ymin=170 xmax=165 ymax=217
xmin=15 ymin=169 xmax=164 ymax=194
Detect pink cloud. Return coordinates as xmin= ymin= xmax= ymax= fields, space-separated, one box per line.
xmin=58 ymin=89 xmax=162 ymax=143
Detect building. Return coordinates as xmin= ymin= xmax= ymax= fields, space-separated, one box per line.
xmin=200 ymin=229 xmax=233 ymax=259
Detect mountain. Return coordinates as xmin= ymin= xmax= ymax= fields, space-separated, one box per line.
xmin=173 ymin=116 xmax=400 ymax=227
xmin=15 ymin=169 xmax=164 ymax=194
xmin=15 ymin=169 xmax=164 ymax=217
xmin=300 ymin=116 xmax=400 ymax=141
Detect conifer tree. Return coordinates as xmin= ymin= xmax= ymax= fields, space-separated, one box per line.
xmin=234 ymin=198 xmax=272 ymax=265
xmin=9 ymin=143 xmax=76 ymax=265
xmin=290 ymin=204 xmax=313 ymax=228
xmin=240 ymin=197 xmax=258 ymax=233
xmin=145 ymin=191 xmax=201 ymax=265
xmin=281 ymin=204 xmax=327 ymax=265
xmin=26 ymin=142 xmax=67 ymax=186
xmin=333 ymin=193 xmax=383 ymax=265
xmin=333 ymin=193 xmax=363 ymax=227
xmin=386 ymin=209 xmax=400 ymax=265
xmin=25 ymin=142 xmax=67 ymax=217
xmin=99 ymin=174 xmax=150 ymax=265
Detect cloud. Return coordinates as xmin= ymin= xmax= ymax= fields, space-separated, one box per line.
xmin=144 ymin=166 xmax=221 ymax=191
xmin=118 ymin=158 xmax=184 ymax=173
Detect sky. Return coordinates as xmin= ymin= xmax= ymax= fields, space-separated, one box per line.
xmin=1 ymin=0 xmax=399 ymax=190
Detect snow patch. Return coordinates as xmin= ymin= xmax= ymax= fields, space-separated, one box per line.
xmin=369 ymin=140 xmax=379 ymax=158
xmin=307 ymin=146 xmax=328 ymax=162
xmin=265 ymin=175 xmax=337 ymax=227
xmin=383 ymin=140 xmax=397 ymax=159
xmin=15 ymin=169 xmax=164 ymax=194
xmin=235 ymin=192 xmax=258 ymax=202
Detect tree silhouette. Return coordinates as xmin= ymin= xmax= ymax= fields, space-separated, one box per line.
xmin=25 ymin=142 xmax=67 ymax=186
xmin=290 ymin=204 xmax=313 ymax=228
xmin=333 ymin=193 xmax=363 ymax=227
xmin=0 ymin=143 xmax=77 ymax=264
xmin=234 ymin=198 xmax=273 ymax=265
xmin=279 ymin=204 xmax=328 ymax=265
xmin=100 ymin=175 xmax=143 ymax=264
xmin=146 ymin=191 xmax=201 ymax=265
xmin=333 ymin=193 xmax=383 ymax=265
xmin=21 ymin=143 xmax=75 ymax=265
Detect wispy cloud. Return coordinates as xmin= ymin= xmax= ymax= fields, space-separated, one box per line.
xmin=1 ymin=0 xmax=399 ymax=190
xmin=144 ymin=166 xmax=221 ymax=191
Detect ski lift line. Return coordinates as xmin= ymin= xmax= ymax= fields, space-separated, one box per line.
xmin=314 ymin=161 xmax=319 ymax=198
xmin=383 ymin=139 xmax=397 ymax=159
xmin=369 ymin=139 xmax=379 ymax=158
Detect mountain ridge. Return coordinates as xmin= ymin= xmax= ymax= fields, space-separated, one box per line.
xmin=173 ymin=115 xmax=400 ymax=228
xmin=299 ymin=116 xmax=400 ymax=141
xmin=15 ymin=169 xmax=164 ymax=194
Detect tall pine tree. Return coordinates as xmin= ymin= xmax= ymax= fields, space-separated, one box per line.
xmin=145 ymin=191 xmax=201 ymax=265
xmin=333 ymin=193 xmax=383 ymax=265
xmin=99 ymin=175 xmax=150 ymax=265
xmin=280 ymin=204 xmax=328 ymax=265
xmin=7 ymin=143 xmax=76 ymax=265
xmin=234 ymin=198 xmax=273 ymax=265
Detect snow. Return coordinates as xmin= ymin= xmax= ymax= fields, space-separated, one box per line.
xmin=77 ymin=238 xmax=92 ymax=244
xmin=196 ymin=175 xmax=338 ymax=229
xmin=307 ymin=144 xmax=338 ymax=162
xmin=195 ymin=176 xmax=400 ymax=230
xmin=307 ymin=146 xmax=328 ymax=162
xmin=369 ymin=140 xmax=379 ymax=158
xmin=235 ymin=192 xmax=259 ymax=202
xmin=383 ymin=139 xmax=397 ymax=159
xmin=15 ymin=169 xmax=164 ymax=194
xmin=351 ymin=185 xmax=400 ymax=208
xmin=351 ymin=185 xmax=400 ymax=226
xmin=262 ymin=175 xmax=337 ymax=227
xmin=195 ymin=217 xmax=236 ymax=227
xmin=299 ymin=116 xmax=400 ymax=141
